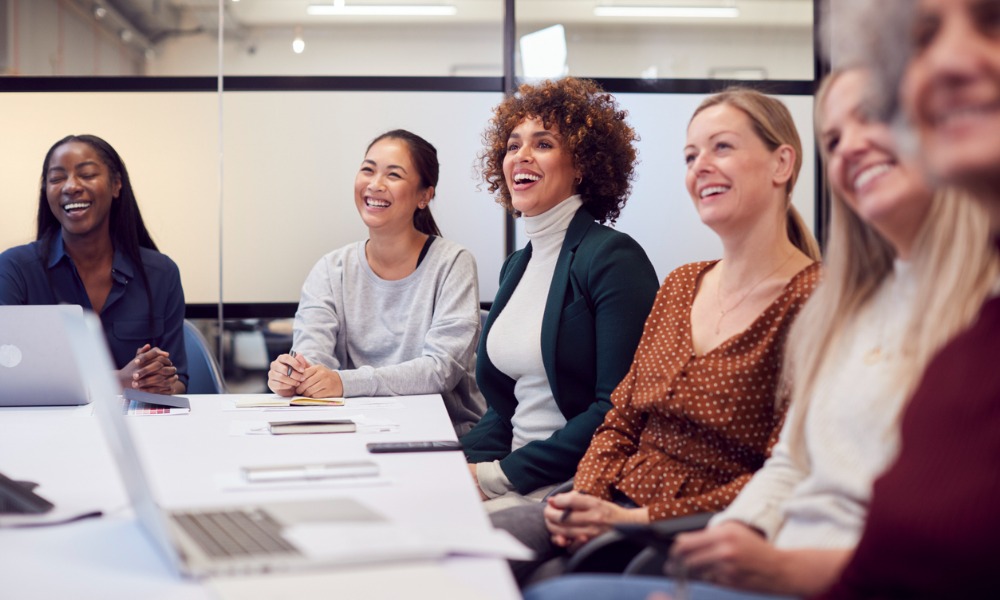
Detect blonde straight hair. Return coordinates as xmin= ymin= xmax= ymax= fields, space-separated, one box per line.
xmin=783 ymin=70 xmax=999 ymax=439
xmin=692 ymin=88 xmax=822 ymax=261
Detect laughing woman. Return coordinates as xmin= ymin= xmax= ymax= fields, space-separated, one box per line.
xmin=0 ymin=134 xmax=187 ymax=395
xmin=461 ymin=77 xmax=659 ymax=510
xmin=268 ymin=129 xmax=485 ymax=436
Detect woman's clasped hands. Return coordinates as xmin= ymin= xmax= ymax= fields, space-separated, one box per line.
xmin=542 ymin=491 xmax=650 ymax=549
xmin=119 ymin=343 xmax=180 ymax=394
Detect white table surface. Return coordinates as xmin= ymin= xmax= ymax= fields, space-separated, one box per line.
xmin=0 ymin=394 xmax=519 ymax=600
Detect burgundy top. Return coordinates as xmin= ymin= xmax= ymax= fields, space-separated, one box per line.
xmin=818 ymin=282 xmax=1000 ymax=597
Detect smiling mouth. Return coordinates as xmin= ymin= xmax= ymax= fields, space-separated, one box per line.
xmin=512 ymin=173 xmax=541 ymax=186
xmin=699 ymin=185 xmax=730 ymax=199
xmin=62 ymin=201 xmax=92 ymax=214
xmin=853 ymin=163 xmax=893 ymax=192
xmin=365 ymin=198 xmax=390 ymax=208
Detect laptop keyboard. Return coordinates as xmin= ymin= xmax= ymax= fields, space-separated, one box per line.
xmin=172 ymin=509 xmax=300 ymax=558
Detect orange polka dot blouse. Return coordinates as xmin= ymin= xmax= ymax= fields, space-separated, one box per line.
xmin=574 ymin=260 xmax=821 ymax=522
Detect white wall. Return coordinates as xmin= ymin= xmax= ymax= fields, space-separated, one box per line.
xmin=0 ymin=92 xmax=221 ymax=302
xmin=219 ymin=90 xmax=505 ymax=304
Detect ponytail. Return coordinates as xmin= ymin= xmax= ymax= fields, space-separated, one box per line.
xmin=413 ymin=206 xmax=442 ymax=236
xmin=787 ymin=205 xmax=821 ymax=261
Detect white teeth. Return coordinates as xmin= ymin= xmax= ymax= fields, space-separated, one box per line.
xmin=366 ymin=198 xmax=390 ymax=208
xmin=64 ymin=202 xmax=90 ymax=211
xmin=514 ymin=173 xmax=541 ymax=184
xmin=700 ymin=185 xmax=729 ymax=199
xmin=853 ymin=163 xmax=892 ymax=191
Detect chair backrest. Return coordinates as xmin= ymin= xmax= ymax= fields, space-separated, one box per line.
xmin=183 ymin=320 xmax=225 ymax=394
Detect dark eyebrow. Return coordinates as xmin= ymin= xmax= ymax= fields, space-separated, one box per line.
xmin=507 ymin=130 xmax=559 ymax=141
xmin=48 ymin=160 xmax=101 ymax=173
xmin=361 ymin=159 xmax=407 ymax=173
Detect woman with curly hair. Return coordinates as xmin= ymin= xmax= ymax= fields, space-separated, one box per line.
xmin=496 ymin=87 xmax=822 ymax=587
xmin=461 ymin=77 xmax=659 ymax=510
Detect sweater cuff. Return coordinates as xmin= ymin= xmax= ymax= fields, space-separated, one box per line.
xmin=477 ymin=460 xmax=515 ymax=499
xmin=336 ymin=367 xmax=372 ymax=398
xmin=709 ymin=502 xmax=783 ymax=540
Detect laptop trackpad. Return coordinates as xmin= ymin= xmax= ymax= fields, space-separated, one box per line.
xmin=266 ymin=498 xmax=385 ymax=526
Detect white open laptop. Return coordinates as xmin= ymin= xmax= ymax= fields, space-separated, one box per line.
xmin=62 ymin=309 xmax=441 ymax=578
xmin=0 ymin=305 xmax=89 ymax=407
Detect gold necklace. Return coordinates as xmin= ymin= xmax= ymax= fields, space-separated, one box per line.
xmin=715 ymin=251 xmax=796 ymax=335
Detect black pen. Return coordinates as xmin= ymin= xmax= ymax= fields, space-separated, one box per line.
xmin=286 ymin=350 xmax=296 ymax=377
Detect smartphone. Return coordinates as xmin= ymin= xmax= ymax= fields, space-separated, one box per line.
xmin=366 ymin=440 xmax=463 ymax=453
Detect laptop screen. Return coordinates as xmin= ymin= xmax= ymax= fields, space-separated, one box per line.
xmin=62 ymin=309 xmax=185 ymax=575
xmin=0 ymin=305 xmax=89 ymax=407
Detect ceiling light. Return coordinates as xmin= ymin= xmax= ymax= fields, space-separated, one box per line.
xmin=307 ymin=2 xmax=457 ymax=16
xmin=93 ymin=4 xmax=107 ymax=20
xmin=292 ymin=27 xmax=305 ymax=54
xmin=594 ymin=5 xmax=740 ymax=18
xmin=119 ymin=29 xmax=133 ymax=42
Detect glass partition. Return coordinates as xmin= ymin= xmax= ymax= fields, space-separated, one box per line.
xmin=514 ymin=0 xmax=814 ymax=80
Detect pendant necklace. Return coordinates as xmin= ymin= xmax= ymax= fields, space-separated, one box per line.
xmin=715 ymin=251 xmax=796 ymax=335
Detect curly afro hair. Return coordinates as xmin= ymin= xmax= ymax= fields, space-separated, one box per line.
xmin=479 ymin=77 xmax=639 ymax=225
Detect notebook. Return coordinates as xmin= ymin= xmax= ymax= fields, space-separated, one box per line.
xmin=62 ymin=310 xmax=442 ymax=578
xmin=0 ymin=304 xmax=89 ymax=407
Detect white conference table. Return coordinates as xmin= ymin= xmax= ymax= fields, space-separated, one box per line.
xmin=0 ymin=394 xmax=519 ymax=600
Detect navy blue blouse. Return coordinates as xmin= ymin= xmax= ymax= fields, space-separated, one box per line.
xmin=0 ymin=235 xmax=188 ymax=387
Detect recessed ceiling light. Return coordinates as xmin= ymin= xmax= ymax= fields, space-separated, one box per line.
xmin=594 ymin=5 xmax=740 ymax=18
xmin=307 ymin=2 xmax=457 ymax=17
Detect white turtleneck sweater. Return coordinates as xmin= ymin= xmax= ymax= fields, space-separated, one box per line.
xmin=712 ymin=260 xmax=918 ymax=549
xmin=476 ymin=195 xmax=582 ymax=498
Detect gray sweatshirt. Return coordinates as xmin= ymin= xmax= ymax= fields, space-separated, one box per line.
xmin=292 ymin=237 xmax=486 ymax=435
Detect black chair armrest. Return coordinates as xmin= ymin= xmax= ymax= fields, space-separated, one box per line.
xmin=562 ymin=513 xmax=715 ymax=575
xmin=616 ymin=512 xmax=715 ymax=549
xmin=542 ymin=478 xmax=575 ymax=501
xmin=563 ymin=527 xmax=647 ymax=574
xmin=617 ymin=512 xmax=716 ymax=576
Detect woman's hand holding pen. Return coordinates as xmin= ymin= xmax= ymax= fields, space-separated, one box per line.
xmin=268 ymin=351 xmax=309 ymax=396
xmin=267 ymin=352 xmax=344 ymax=398
xmin=119 ymin=344 xmax=180 ymax=395
xmin=543 ymin=491 xmax=650 ymax=548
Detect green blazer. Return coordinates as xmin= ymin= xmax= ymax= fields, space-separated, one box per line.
xmin=462 ymin=206 xmax=659 ymax=494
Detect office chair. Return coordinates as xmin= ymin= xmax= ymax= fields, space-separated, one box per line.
xmin=183 ymin=320 xmax=226 ymax=394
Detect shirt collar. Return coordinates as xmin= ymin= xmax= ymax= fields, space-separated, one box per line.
xmin=46 ymin=234 xmax=136 ymax=282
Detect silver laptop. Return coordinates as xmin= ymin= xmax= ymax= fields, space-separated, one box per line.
xmin=0 ymin=305 xmax=89 ymax=407
xmin=63 ymin=310 xmax=438 ymax=578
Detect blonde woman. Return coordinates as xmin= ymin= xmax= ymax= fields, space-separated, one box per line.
xmin=524 ymin=68 xmax=998 ymax=600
